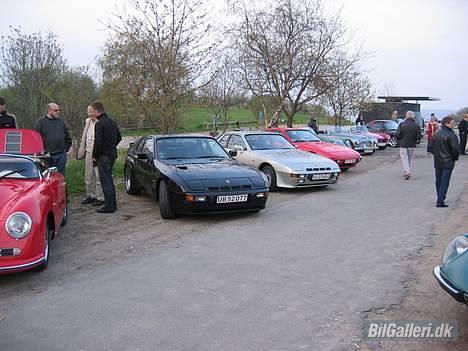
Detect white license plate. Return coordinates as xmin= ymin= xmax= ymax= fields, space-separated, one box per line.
xmin=378 ymin=142 xmax=386 ymax=146
xmin=311 ymin=173 xmax=331 ymax=180
xmin=364 ymin=149 xmax=373 ymax=153
xmin=216 ymin=194 xmax=248 ymax=204
xmin=344 ymin=159 xmax=356 ymax=164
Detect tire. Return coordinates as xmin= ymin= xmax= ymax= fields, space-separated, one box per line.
xmin=125 ymin=165 xmax=140 ymax=195
xmin=378 ymin=146 xmax=386 ymax=150
xmin=389 ymin=136 xmax=398 ymax=148
xmin=159 ymin=181 xmax=176 ymax=219
xmin=33 ymin=223 xmax=51 ymax=272
xmin=261 ymin=165 xmax=278 ymax=192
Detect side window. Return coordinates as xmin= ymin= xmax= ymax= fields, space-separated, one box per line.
xmin=142 ymin=138 xmax=154 ymax=158
xmin=218 ymin=134 xmax=230 ymax=147
xmin=227 ymin=135 xmax=246 ymax=150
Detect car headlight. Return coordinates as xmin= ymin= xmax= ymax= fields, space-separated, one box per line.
xmin=5 ymin=212 xmax=32 ymax=239
xmin=442 ymin=235 xmax=468 ymax=265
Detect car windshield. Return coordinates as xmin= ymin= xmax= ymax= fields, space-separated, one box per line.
xmin=383 ymin=121 xmax=399 ymax=129
xmin=286 ymin=130 xmax=320 ymax=142
xmin=156 ymin=137 xmax=229 ymax=160
xmin=350 ymin=126 xmax=369 ymax=133
xmin=0 ymin=156 xmax=40 ymax=179
xmin=245 ymin=134 xmax=294 ymax=150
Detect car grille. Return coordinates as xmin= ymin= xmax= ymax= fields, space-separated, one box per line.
xmin=208 ymin=184 xmax=252 ymax=192
xmin=0 ymin=248 xmax=14 ymax=257
xmin=306 ymin=167 xmax=331 ymax=171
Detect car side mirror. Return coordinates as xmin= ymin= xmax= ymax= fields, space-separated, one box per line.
xmin=43 ymin=166 xmax=58 ymax=179
xmin=129 ymin=142 xmax=135 ymax=148
xmin=229 ymin=150 xmax=238 ymax=157
xmin=233 ymin=145 xmax=244 ymax=152
xmin=137 ymin=153 xmax=148 ymax=160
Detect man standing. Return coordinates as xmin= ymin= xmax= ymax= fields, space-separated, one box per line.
xmin=77 ymin=105 xmax=105 ymax=206
xmin=426 ymin=113 xmax=439 ymax=154
xmin=308 ymin=117 xmax=318 ymax=133
xmin=431 ymin=116 xmax=459 ymax=207
xmin=34 ymin=103 xmax=72 ymax=174
xmin=91 ymin=102 xmax=122 ymax=214
xmin=395 ymin=111 xmax=421 ymax=180
xmin=0 ymin=97 xmax=18 ymax=129
xmin=458 ymin=113 xmax=468 ymax=155
xmin=391 ymin=110 xmax=399 ymax=122
xmin=355 ymin=114 xmax=364 ymax=126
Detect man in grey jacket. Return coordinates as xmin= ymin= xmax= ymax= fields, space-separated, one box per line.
xmin=395 ymin=111 xmax=422 ymax=180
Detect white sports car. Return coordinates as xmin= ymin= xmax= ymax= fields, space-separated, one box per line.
xmin=218 ymin=131 xmax=341 ymax=191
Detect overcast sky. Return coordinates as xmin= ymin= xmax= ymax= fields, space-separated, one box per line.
xmin=1 ymin=0 xmax=467 ymax=112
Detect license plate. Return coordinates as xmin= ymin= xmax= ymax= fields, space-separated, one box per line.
xmin=311 ymin=173 xmax=331 ymax=180
xmin=216 ymin=194 xmax=248 ymax=204
xmin=378 ymin=142 xmax=386 ymax=146
xmin=344 ymin=159 xmax=356 ymax=164
xmin=364 ymin=149 xmax=373 ymax=153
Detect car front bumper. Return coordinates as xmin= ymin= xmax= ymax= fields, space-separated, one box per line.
xmin=277 ymin=171 xmax=339 ymax=188
xmin=0 ymin=255 xmax=45 ymax=274
xmin=433 ymin=265 xmax=468 ymax=304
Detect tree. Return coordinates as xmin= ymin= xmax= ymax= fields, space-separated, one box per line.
xmin=229 ymin=0 xmax=363 ymax=127
xmin=100 ymin=0 xmax=216 ymax=134
xmin=0 ymin=28 xmax=67 ymax=128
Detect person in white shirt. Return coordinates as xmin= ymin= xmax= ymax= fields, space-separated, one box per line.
xmin=78 ymin=105 xmax=104 ymax=206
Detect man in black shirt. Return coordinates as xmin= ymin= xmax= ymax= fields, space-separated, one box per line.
xmin=458 ymin=113 xmax=468 ymax=155
xmin=91 ymin=101 xmax=122 ymax=213
xmin=0 ymin=97 xmax=18 ymax=129
xmin=395 ymin=111 xmax=422 ymax=180
xmin=34 ymin=103 xmax=72 ymax=174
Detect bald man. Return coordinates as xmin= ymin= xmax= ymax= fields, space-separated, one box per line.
xmin=34 ymin=102 xmax=72 ymax=174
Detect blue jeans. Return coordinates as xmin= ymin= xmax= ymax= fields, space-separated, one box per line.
xmin=50 ymin=152 xmax=67 ymax=175
xmin=435 ymin=168 xmax=453 ymax=205
xmin=97 ymin=154 xmax=117 ymax=211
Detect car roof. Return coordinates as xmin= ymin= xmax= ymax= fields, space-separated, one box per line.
xmin=222 ymin=130 xmax=279 ymax=136
xmin=147 ymin=134 xmax=213 ymax=140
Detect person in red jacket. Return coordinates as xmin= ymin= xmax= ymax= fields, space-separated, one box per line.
xmin=426 ymin=113 xmax=439 ymax=153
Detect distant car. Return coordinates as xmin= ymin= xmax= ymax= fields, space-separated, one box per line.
xmin=0 ymin=129 xmax=67 ymax=274
xmin=433 ymin=233 xmax=468 ymax=305
xmin=124 ymin=135 xmax=269 ymax=219
xmin=218 ymin=131 xmax=340 ymax=191
xmin=265 ymin=127 xmax=361 ymax=169
xmin=366 ymin=120 xmax=400 ymax=147
xmin=327 ymin=127 xmax=378 ymax=154
xmin=350 ymin=125 xmax=390 ymax=150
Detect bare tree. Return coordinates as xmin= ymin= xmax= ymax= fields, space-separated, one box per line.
xmin=100 ymin=0 xmax=216 ymax=134
xmin=0 ymin=28 xmax=67 ymax=128
xmin=229 ymin=0 xmax=363 ymax=127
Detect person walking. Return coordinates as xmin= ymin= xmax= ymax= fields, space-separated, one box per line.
xmin=355 ymin=114 xmax=364 ymax=126
xmin=426 ymin=113 xmax=439 ymax=153
xmin=91 ymin=102 xmax=122 ymax=214
xmin=34 ymin=103 xmax=72 ymax=174
xmin=77 ymin=105 xmax=105 ymax=206
xmin=458 ymin=113 xmax=468 ymax=155
xmin=395 ymin=111 xmax=422 ymax=180
xmin=431 ymin=116 xmax=459 ymax=207
xmin=0 ymin=97 xmax=18 ymax=129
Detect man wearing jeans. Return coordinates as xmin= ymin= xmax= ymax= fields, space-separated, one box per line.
xmin=395 ymin=111 xmax=421 ymax=180
xmin=431 ymin=116 xmax=459 ymax=207
xmin=91 ymin=102 xmax=122 ymax=213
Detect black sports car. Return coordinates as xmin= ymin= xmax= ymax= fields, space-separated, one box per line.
xmin=124 ymin=135 xmax=269 ymax=218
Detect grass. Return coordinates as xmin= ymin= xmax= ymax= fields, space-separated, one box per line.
xmin=66 ymin=149 xmax=127 ymax=196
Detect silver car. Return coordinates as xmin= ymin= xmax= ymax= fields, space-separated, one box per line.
xmin=218 ymin=131 xmax=341 ymax=191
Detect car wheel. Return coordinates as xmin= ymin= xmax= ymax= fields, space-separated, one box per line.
xmin=389 ymin=136 xmax=398 ymax=147
xmin=159 ymin=181 xmax=176 ymax=219
xmin=378 ymin=146 xmax=386 ymax=150
xmin=261 ymin=165 xmax=278 ymax=192
xmin=33 ymin=223 xmax=51 ymax=272
xmin=125 ymin=165 xmax=140 ymax=195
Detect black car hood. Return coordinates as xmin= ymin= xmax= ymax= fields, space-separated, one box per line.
xmin=174 ymin=160 xmax=260 ymax=179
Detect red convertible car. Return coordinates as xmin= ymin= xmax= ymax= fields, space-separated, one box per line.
xmin=0 ymin=129 xmax=67 ymax=274
xmin=265 ymin=128 xmax=361 ymax=169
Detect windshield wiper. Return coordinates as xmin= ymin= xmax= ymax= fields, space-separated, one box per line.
xmin=163 ymin=157 xmax=192 ymax=160
xmin=194 ymin=155 xmax=225 ymax=159
xmin=0 ymin=169 xmax=26 ymax=179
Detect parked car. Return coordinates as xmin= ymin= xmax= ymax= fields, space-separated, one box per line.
xmin=0 ymin=129 xmax=67 ymax=274
xmin=124 ymin=135 xmax=269 ymax=219
xmin=265 ymin=127 xmax=361 ymax=169
xmin=327 ymin=127 xmax=378 ymax=154
xmin=366 ymin=120 xmax=399 ymax=147
xmin=433 ymin=233 xmax=468 ymax=305
xmin=218 ymin=131 xmax=341 ymax=191
xmin=349 ymin=125 xmax=390 ymax=150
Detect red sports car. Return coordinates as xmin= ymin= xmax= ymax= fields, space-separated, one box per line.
xmin=0 ymin=129 xmax=67 ymax=274
xmin=265 ymin=128 xmax=361 ymax=169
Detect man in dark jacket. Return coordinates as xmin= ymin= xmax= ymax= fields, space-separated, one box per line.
xmin=34 ymin=103 xmax=72 ymax=174
xmin=91 ymin=101 xmax=122 ymax=213
xmin=431 ymin=116 xmax=459 ymax=207
xmin=395 ymin=111 xmax=422 ymax=180
xmin=458 ymin=113 xmax=468 ymax=155
xmin=308 ymin=118 xmax=318 ymax=133
xmin=0 ymin=97 xmax=18 ymax=129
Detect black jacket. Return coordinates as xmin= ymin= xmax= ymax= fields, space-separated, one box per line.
xmin=431 ymin=126 xmax=459 ymax=169
xmin=0 ymin=111 xmax=17 ymax=129
xmin=395 ymin=118 xmax=421 ymax=147
xmin=93 ymin=113 xmax=122 ymax=159
xmin=459 ymin=119 xmax=468 ymax=135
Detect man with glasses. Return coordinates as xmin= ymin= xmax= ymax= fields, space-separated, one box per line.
xmin=34 ymin=102 xmax=72 ymax=174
